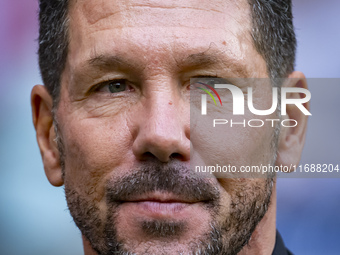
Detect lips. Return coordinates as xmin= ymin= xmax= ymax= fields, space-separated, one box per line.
xmin=105 ymin=165 xmax=220 ymax=221
xmin=133 ymin=201 xmax=189 ymax=215
xmin=121 ymin=191 xmax=202 ymax=203
xmin=117 ymin=191 xmax=206 ymax=219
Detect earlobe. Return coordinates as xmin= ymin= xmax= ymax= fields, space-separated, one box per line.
xmin=276 ymin=71 xmax=310 ymax=169
xmin=31 ymin=85 xmax=64 ymax=186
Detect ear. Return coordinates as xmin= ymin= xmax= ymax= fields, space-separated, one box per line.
xmin=31 ymin=85 xmax=64 ymax=186
xmin=276 ymin=71 xmax=310 ymax=169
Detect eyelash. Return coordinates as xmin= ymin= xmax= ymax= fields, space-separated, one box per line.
xmin=190 ymin=75 xmax=226 ymax=86
xmin=92 ymin=79 xmax=133 ymax=93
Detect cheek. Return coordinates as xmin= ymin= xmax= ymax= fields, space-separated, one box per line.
xmin=191 ymin=112 xmax=275 ymax=174
xmin=191 ymin=84 xmax=276 ymax=171
xmin=60 ymin=113 xmax=133 ymax=201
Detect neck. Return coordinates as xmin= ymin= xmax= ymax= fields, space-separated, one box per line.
xmin=238 ymin=180 xmax=277 ymax=255
xmin=82 ymin=236 xmax=97 ymax=255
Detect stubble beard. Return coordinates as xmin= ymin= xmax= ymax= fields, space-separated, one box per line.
xmin=62 ymin=164 xmax=273 ymax=255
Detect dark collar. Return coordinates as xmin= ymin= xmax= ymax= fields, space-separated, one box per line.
xmin=272 ymin=230 xmax=293 ymax=255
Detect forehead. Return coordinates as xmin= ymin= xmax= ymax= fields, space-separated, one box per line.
xmin=66 ymin=0 xmax=264 ymax=78
xmin=70 ymin=0 xmax=250 ymax=26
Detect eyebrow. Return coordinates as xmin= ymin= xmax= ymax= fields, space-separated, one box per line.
xmin=180 ymin=52 xmax=250 ymax=77
xmin=87 ymin=54 xmax=134 ymax=70
xmin=87 ymin=52 xmax=218 ymax=68
xmin=85 ymin=51 xmax=250 ymax=77
xmin=182 ymin=52 xmax=220 ymax=67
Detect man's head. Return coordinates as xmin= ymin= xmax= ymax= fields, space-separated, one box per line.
xmin=31 ymin=0 xmax=308 ymax=254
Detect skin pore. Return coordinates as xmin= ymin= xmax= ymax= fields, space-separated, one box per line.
xmin=31 ymin=0 xmax=309 ymax=254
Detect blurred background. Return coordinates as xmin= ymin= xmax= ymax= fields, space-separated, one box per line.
xmin=0 ymin=0 xmax=339 ymax=254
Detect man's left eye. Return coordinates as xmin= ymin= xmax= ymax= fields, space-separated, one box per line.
xmin=106 ymin=80 xmax=127 ymax=93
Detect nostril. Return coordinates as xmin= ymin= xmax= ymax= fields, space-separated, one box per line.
xmin=139 ymin=152 xmax=186 ymax=162
xmin=169 ymin=153 xmax=185 ymax=161
xmin=140 ymin=152 xmax=158 ymax=161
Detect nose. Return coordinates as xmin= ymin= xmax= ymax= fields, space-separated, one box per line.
xmin=132 ymin=88 xmax=190 ymax=163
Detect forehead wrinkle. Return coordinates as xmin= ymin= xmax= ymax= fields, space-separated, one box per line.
xmin=71 ymin=0 xmax=248 ymax=29
xmin=69 ymin=0 xmax=122 ymax=26
xmin=76 ymin=0 xmax=228 ymax=20
xmin=124 ymin=4 xmax=225 ymax=15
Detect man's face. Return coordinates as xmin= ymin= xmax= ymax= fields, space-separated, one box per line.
xmin=55 ymin=0 xmax=275 ymax=254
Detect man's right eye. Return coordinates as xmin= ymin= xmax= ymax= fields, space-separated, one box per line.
xmin=96 ymin=80 xmax=132 ymax=94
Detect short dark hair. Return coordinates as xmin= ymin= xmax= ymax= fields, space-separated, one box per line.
xmin=248 ymin=0 xmax=296 ymax=80
xmin=38 ymin=0 xmax=69 ymax=105
xmin=38 ymin=0 xmax=296 ymax=105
